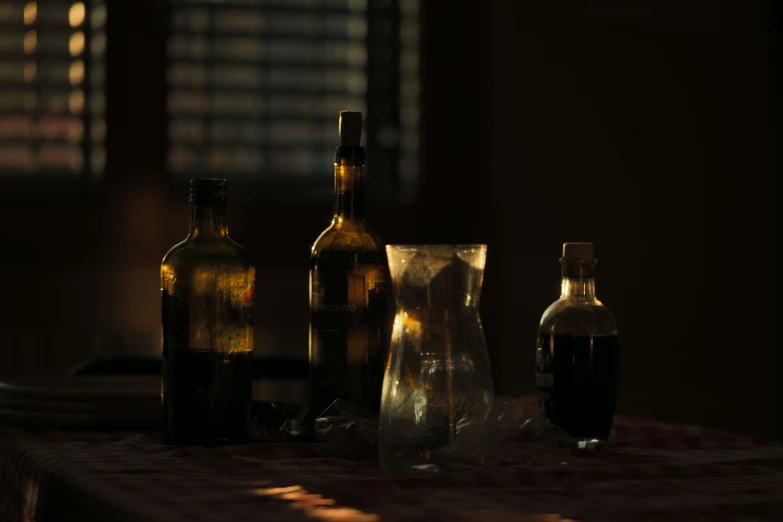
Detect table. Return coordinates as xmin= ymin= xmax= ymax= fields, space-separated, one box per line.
xmin=1 ymin=414 xmax=782 ymax=522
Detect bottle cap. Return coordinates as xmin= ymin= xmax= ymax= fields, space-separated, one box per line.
xmin=190 ymin=178 xmax=227 ymax=205
xmin=339 ymin=111 xmax=362 ymax=147
xmin=562 ymin=242 xmax=594 ymax=259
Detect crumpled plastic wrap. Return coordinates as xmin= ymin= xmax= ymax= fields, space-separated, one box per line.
xmin=494 ymin=396 xmax=573 ymax=464
xmin=315 ymin=396 xmax=573 ymax=464
xmin=252 ymin=401 xmax=309 ymax=442
xmin=314 ymin=400 xmax=379 ymax=459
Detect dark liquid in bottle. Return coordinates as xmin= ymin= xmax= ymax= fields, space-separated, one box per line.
xmin=309 ymin=248 xmax=390 ymax=424
xmin=163 ymin=350 xmax=252 ymax=445
xmin=536 ymin=334 xmax=619 ymax=440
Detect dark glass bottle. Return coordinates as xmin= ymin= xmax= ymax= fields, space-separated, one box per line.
xmin=536 ymin=242 xmax=619 ymax=445
xmin=161 ymin=179 xmax=255 ymax=445
xmin=308 ymin=111 xmax=391 ymax=426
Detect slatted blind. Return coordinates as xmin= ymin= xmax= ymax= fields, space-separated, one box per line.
xmin=167 ymin=0 xmax=419 ymax=199
xmin=398 ymin=0 xmax=418 ymax=199
xmin=0 ymin=1 xmax=106 ymax=177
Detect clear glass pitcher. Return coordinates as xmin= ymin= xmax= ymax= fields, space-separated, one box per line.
xmin=379 ymin=245 xmax=498 ymax=473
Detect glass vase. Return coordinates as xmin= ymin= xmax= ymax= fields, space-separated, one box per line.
xmin=379 ymin=245 xmax=498 ymax=473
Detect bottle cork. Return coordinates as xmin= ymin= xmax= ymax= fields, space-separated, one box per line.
xmin=339 ymin=111 xmax=362 ymax=147
xmin=562 ymin=242 xmax=594 ymax=259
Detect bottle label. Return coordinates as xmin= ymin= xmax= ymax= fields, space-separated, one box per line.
xmin=239 ymin=282 xmax=255 ymax=327
xmin=535 ymin=335 xmax=554 ymax=391
xmin=309 ymin=264 xmax=390 ymax=416
xmin=314 ymin=304 xmax=358 ymax=312
xmin=310 ymin=269 xmax=367 ymax=380
xmin=162 ymin=272 xmax=254 ymax=354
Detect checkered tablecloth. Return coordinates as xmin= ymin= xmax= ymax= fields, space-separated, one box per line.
xmin=1 ymin=411 xmax=782 ymax=522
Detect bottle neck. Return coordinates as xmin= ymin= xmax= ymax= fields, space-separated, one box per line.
xmin=560 ymin=260 xmax=597 ymax=300
xmin=189 ymin=203 xmax=228 ymax=238
xmin=333 ymin=147 xmax=365 ymax=224
xmin=561 ymin=277 xmax=596 ymax=300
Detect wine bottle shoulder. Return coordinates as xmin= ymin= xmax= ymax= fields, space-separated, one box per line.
xmin=537 ymin=298 xmax=618 ymax=337
xmin=311 ymin=223 xmax=385 ymax=259
xmin=162 ymin=237 xmax=190 ymax=265
xmin=162 ymin=236 xmax=254 ymax=273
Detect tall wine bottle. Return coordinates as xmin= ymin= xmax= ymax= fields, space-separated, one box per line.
xmin=161 ymin=179 xmax=255 ymax=445
xmin=308 ymin=111 xmax=391 ymax=425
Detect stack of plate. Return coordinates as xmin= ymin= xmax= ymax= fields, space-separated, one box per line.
xmin=0 ymin=375 xmax=160 ymax=428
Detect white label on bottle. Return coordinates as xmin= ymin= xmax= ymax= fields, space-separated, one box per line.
xmin=536 ymin=372 xmax=554 ymax=387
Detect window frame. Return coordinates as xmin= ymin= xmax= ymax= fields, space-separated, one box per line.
xmin=0 ymin=0 xmax=106 ymax=203
xmin=1 ymin=0 xmax=419 ymax=207
xmin=163 ymin=0 xmax=418 ymax=206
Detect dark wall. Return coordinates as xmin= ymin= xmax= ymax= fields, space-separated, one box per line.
xmin=463 ymin=0 xmax=777 ymax=438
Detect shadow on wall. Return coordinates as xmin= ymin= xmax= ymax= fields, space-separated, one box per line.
xmin=483 ymin=0 xmax=779 ymax=438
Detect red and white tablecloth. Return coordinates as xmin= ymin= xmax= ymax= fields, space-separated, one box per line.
xmin=1 ymin=414 xmax=782 ymax=522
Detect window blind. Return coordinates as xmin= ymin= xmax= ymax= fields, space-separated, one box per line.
xmin=167 ymin=0 xmax=419 ymax=199
xmin=0 ymin=1 xmax=106 ymax=177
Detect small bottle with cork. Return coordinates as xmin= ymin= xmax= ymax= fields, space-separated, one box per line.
xmin=535 ymin=242 xmax=620 ymax=447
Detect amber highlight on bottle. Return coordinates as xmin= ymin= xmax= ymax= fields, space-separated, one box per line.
xmin=307 ymin=111 xmax=391 ymax=427
xmin=161 ymin=179 xmax=255 ymax=445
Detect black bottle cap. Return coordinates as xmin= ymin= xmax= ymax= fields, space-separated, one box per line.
xmin=190 ymin=179 xmax=227 ymax=205
xmin=339 ymin=110 xmax=362 ymax=147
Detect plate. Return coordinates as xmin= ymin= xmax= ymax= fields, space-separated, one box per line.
xmin=0 ymin=396 xmax=159 ymax=414
xmin=0 ymin=375 xmax=160 ymax=402
xmin=0 ymin=407 xmax=159 ymax=428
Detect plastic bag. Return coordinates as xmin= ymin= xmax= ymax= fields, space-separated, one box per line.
xmin=252 ymin=400 xmax=309 ymax=442
xmin=315 ymin=400 xmax=378 ymax=460
xmin=314 ymin=396 xmax=571 ymax=463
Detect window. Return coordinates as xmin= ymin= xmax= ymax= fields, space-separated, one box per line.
xmin=0 ymin=1 xmax=106 ymax=178
xmin=167 ymin=0 xmax=419 ymax=201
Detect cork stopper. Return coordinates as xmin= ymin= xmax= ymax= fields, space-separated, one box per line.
xmin=561 ymin=242 xmax=596 ymax=278
xmin=339 ymin=111 xmax=362 ymax=147
xmin=562 ymin=242 xmax=594 ymax=259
